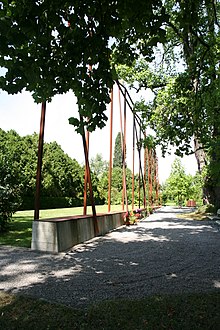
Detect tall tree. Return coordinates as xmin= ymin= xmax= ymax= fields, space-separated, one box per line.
xmin=113 ymin=132 xmax=123 ymax=168
xmin=90 ymin=153 xmax=109 ymax=178
xmin=0 ymin=129 xmax=86 ymax=205
xmin=117 ymin=0 xmax=220 ymax=206
xmin=162 ymin=158 xmax=199 ymax=205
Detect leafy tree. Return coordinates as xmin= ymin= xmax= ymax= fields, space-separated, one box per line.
xmin=42 ymin=141 xmax=84 ymax=198
xmin=0 ymin=1 xmax=168 ymax=133
xmin=162 ymin=158 xmax=202 ymax=205
xmin=117 ymin=0 xmax=220 ymax=206
xmin=0 ymin=129 xmax=89 ymax=208
xmin=99 ymin=165 xmax=137 ymax=205
xmin=90 ymin=153 xmax=109 ymax=179
xmin=113 ymin=132 xmax=123 ymax=168
xmin=0 ymin=155 xmax=21 ymax=232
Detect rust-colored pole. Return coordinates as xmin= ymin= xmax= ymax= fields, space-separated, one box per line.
xmin=148 ymin=148 xmax=153 ymax=206
xmin=108 ymin=89 xmax=113 ymax=212
xmin=138 ymin=153 xmax=141 ymax=209
xmin=80 ymin=115 xmax=99 ymax=235
xmin=132 ymin=114 xmax=135 ymax=209
xmin=123 ymin=88 xmax=128 ymax=212
xmin=144 ymin=139 xmax=147 ymax=209
xmin=83 ymin=64 xmax=93 ymax=215
xmin=34 ymin=101 xmax=46 ymax=220
xmin=118 ymin=86 xmax=125 ymax=210
xmin=83 ymin=130 xmax=90 ymax=215
xmin=138 ymin=126 xmax=142 ymax=209
xmin=155 ymin=155 xmax=159 ymax=204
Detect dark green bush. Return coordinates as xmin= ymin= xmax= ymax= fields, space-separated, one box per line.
xmin=19 ymin=196 xmax=84 ymax=210
xmin=0 ymin=184 xmax=21 ymax=232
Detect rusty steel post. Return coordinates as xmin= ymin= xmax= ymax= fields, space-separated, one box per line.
xmin=80 ymin=115 xmax=99 ymax=235
xmin=83 ymin=130 xmax=90 ymax=215
xmin=83 ymin=64 xmax=93 ymax=215
xmin=118 ymin=86 xmax=125 ymax=210
xmin=34 ymin=101 xmax=46 ymax=220
xmin=132 ymin=114 xmax=135 ymax=209
xmin=155 ymin=154 xmax=159 ymax=204
xmin=123 ymin=88 xmax=128 ymax=212
xmin=108 ymin=89 xmax=113 ymax=212
xmin=144 ymin=138 xmax=147 ymax=209
xmin=148 ymin=148 xmax=153 ymax=206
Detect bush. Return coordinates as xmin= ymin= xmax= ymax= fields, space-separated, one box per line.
xmin=0 ymin=184 xmax=21 ymax=232
xmin=19 ymin=196 xmax=84 ymax=210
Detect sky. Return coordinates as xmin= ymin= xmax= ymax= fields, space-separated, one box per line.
xmin=0 ymin=86 xmax=198 ymax=184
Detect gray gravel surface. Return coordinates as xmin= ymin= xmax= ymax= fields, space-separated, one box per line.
xmin=0 ymin=206 xmax=220 ymax=308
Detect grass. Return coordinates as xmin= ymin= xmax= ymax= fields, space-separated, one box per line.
xmin=0 ymin=204 xmax=137 ymax=248
xmin=177 ymin=206 xmax=216 ymax=222
xmin=178 ymin=212 xmax=212 ymax=221
xmin=1 ymin=206 xmax=220 ymax=329
xmin=0 ymin=291 xmax=220 ymax=329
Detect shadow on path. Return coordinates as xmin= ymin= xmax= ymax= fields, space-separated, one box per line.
xmin=0 ymin=206 xmax=220 ymax=308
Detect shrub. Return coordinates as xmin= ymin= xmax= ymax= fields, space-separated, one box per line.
xmin=0 ymin=184 xmax=21 ymax=232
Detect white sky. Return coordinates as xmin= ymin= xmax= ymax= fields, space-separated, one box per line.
xmin=0 ymin=86 xmax=198 ymax=184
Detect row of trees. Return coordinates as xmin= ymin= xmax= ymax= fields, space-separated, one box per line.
xmin=0 ymin=129 xmax=103 ymax=210
xmin=0 ymin=128 xmax=147 ymax=230
xmin=0 ymin=127 xmax=204 ymax=231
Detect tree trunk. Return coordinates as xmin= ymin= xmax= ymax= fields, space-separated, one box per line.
xmin=193 ymin=138 xmax=207 ymax=173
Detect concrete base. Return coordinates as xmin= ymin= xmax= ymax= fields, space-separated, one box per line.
xmin=31 ymin=211 xmax=125 ymax=253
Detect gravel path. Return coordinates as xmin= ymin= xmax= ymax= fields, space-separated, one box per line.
xmin=0 ymin=206 xmax=220 ymax=308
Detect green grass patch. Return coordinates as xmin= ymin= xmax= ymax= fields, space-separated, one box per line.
xmin=177 ymin=212 xmax=212 ymax=221
xmin=0 ymin=205 xmax=136 ymax=248
xmin=0 ymin=291 xmax=220 ymax=329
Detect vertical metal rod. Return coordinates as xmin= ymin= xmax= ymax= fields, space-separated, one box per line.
xmin=108 ymin=89 xmax=113 ymax=212
xmin=123 ymin=88 xmax=128 ymax=212
xmin=132 ymin=114 xmax=135 ymax=209
xmin=138 ymin=151 xmax=141 ymax=209
xmin=134 ymin=121 xmax=146 ymax=209
xmin=144 ymin=137 xmax=147 ymax=209
xmin=34 ymin=101 xmax=46 ymax=220
xmin=80 ymin=115 xmax=99 ymax=235
xmin=148 ymin=148 xmax=153 ymax=206
xmin=118 ymin=86 xmax=125 ymax=210
xmin=155 ymin=155 xmax=159 ymax=204
xmin=83 ymin=130 xmax=90 ymax=215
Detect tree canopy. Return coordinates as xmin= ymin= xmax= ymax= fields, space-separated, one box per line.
xmin=1 ymin=1 xmax=219 ymax=206
xmin=0 ymin=0 xmax=168 ymax=133
xmin=162 ymin=158 xmax=202 ymax=205
xmin=117 ymin=0 xmax=220 ymax=206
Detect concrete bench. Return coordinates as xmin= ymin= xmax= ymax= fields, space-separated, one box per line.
xmin=31 ymin=211 xmax=125 ymax=253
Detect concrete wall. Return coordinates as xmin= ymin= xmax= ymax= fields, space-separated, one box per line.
xmin=31 ymin=211 xmax=125 ymax=253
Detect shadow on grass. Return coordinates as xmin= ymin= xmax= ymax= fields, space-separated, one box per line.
xmin=0 ymin=216 xmax=33 ymax=248
xmin=0 ymin=291 xmax=220 ymax=330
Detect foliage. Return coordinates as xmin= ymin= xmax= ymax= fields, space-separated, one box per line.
xmin=0 ymin=155 xmax=21 ymax=232
xmin=162 ymin=158 xmax=202 ymax=205
xmin=0 ymin=129 xmax=103 ymax=209
xmin=98 ymin=165 xmax=138 ymax=205
xmin=0 ymin=0 xmax=169 ymax=133
xmin=90 ymin=153 xmax=109 ymax=179
xmin=123 ymin=210 xmax=137 ymax=225
xmin=113 ymin=132 xmax=123 ymax=168
xmin=117 ymin=0 xmax=220 ymax=206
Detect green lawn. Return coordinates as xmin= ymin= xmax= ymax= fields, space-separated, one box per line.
xmin=0 ymin=291 xmax=220 ymax=330
xmin=0 ymin=205 xmax=129 ymax=248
